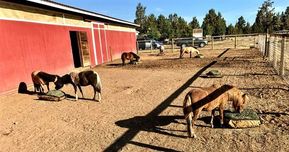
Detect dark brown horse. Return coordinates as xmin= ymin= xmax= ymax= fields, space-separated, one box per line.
xmin=31 ymin=71 xmax=58 ymax=93
xmin=121 ymin=52 xmax=140 ymax=65
xmin=183 ymin=84 xmax=248 ymax=138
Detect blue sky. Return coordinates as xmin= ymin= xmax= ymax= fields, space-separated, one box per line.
xmin=56 ymin=0 xmax=289 ymax=26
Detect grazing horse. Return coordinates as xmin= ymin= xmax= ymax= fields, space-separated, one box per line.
xmin=31 ymin=71 xmax=58 ymax=93
xmin=55 ymin=70 xmax=102 ymax=101
xmin=121 ymin=52 xmax=140 ymax=65
xmin=183 ymin=84 xmax=248 ymax=138
xmin=179 ymin=46 xmax=200 ymax=58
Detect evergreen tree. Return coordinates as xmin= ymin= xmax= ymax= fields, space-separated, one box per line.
xmin=235 ymin=16 xmax=246 ymax=34
xmin=157 ymin=15 xmax=172 ymax=40
xmin=202 ymin=9 xmax=226 ymax=36
xmin=202 ymin=9 xmax=218 ymax=36
xmin=281 ymin=6 xmax=289 ymax=30
xmin=226 ymin=24 xmax=235 ymax=35
xmin=272 ymin=13 xmax=282 ymax=31
xmin=189 ymin=17 xmax=200 ymax=29
xmin=252 ymin=0 xmax=275 ymax=33
xmin=145 ymin=14 xmax=160 ymax=39
xmin=216 ymin=12 xmax=226 ymax=35
xmin=134 ymin=3 xmax=147 ymax=34
xmin=243 ymin=22 xmax=251 ymax=34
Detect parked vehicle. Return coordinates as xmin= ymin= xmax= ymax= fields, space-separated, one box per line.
xmin=175 ymin=37 xmax=208 ymax=48
xmin=137 ymin=39 xmax=163 ymax=50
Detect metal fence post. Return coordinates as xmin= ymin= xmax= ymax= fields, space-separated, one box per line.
xmin=273 ymin=36 xmax=277 ymax=69
xmin=279 ymin=36 xmax=285 ymax=76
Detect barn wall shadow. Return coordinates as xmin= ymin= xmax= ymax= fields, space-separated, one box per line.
xmin=104 ymin=48 xmax=230 ymax=152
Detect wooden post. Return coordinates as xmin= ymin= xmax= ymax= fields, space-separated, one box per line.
xmin=234 ymin=36 xmax=237 ymax=49
xmin=212 ymin=37 xmax=214 ymax=50
xmin=254 ymin=35 xmax=256 ymax=48
xmin=273 ymin=36 xmax=277 ymax=69
xmin=136 ymin=41 xmax=139 ymax=54
xmin=267 ymin=35 xmax=271 ymax=62
xmin=172 ymin=38 xmax=174 ymax=52
xmin=150 ymin=40 xmax=153 ymax=53
xmin=279 ymin=36 xmax=285 ymax=76
xmin=192 ymin=37 xmax=194 ymax=47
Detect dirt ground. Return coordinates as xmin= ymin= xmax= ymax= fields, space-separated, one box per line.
xmin=0 ymin=48 xmax=289 ymax=152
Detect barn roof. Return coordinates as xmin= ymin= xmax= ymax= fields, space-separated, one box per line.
xmin=7 ymin=0 xmax=139 ymax=28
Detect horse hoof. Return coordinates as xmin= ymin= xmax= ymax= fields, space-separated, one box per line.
xmin=190 ymin=134 xmax=197 ymax=138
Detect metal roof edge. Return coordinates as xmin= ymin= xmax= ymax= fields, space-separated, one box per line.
xmin=24 ymin=0 xmax=139 ymax=27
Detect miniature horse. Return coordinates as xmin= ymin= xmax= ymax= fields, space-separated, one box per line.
xmin=183 ymin=84 xmax=248 ymax=138
xmin=31 ymin=71 xmax=58 ymax=93
xmin=55 ymin=70 xmax=102 ymax=101
xmin=179 ymin=46 xmax=200 ymax=58
xmin=121 ymin=52 xmax=140 ymax=65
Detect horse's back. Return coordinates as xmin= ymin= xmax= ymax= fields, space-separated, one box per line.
xmin=77 ymin=70 xmax=100 ymax=86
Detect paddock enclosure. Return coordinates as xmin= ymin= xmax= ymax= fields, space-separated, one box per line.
xmin=1 ymin=47 xmax=289 ymax=151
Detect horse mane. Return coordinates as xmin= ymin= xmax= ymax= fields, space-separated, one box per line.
xmin=131 ymin=52 xmax=140 ymax=59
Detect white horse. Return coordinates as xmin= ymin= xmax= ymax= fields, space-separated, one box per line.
xmin=180 ymin=46 xmax=200 ymax=58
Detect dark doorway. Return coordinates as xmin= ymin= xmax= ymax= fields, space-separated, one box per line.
xmin=69 ymin=31 xmax=91 ymax=68
xmin=69 ymin=31 xmax=82 ymax=68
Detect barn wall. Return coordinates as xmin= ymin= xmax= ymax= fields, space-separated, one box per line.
xmin=93 ymin=24 xmax=137 ymax=63
xmin=0 ymin=19 xmax=95 ymax=93
xmin=106 ymin=30 xmax=137 ymax=60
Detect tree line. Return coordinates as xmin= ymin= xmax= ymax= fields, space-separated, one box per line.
xmin=134 ymin=0 xmax=289 ymax=40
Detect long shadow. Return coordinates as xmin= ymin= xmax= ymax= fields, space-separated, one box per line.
xmin=104 ymin=48 xmax=230 ymax=152
xmin=115 ymin=115 xmax=186 ymax=138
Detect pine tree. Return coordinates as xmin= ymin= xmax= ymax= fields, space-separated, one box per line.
xmin=189 ymin=17 xmax=200 ymax=29
xmin=134 ymin=3 xmax=147 ymax=34
xmin=226 ymin=24 xmax=235 ymax=35
xmin=252 ymin=0 xmax=274 ymax=33
xmin=235 ymin=16 xmax=246 ymax=34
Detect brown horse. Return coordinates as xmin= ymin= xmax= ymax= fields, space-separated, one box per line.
xmin=179 ymin=46 xmax=200 ymax=58
xmin=183 ymin=84 xmax=248 ymax=138
xmin=121 ymin=52 xmax=140 ymax=65
xmin=31 ymin=71 xmax=58 ymax=93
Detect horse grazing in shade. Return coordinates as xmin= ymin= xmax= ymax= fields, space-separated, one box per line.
xmin=55 ymin=70 xmax=102 ymax=101
xmin=179 ymin=46 xmax=200 ymax=58
xmin=121 ymin=52 xmax=140 ymax=65
xmin=183 ymin=84 xmax=248 ymax=138
xmin=31 ymin=71 xmax=58 ymax=93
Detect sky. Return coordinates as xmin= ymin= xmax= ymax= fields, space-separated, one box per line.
xmin=56 ymin=0 xmax=289 ymax=26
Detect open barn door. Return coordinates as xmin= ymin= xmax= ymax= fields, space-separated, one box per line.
xmin=69 ymin=31 xmax=91 ymax=67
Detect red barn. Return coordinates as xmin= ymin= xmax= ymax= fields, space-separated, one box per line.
xmin=0 ymin=0 xmax=139 ymax=93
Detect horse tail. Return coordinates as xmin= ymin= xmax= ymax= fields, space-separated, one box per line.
xmin=94 ymin=71 xmax=102 ymax=93
xmin=183 ymin=92 xmax=194 ymax=137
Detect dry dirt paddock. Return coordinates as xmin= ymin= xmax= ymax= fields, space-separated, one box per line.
xmin=0 ymin=48 xmax=289 ymax=152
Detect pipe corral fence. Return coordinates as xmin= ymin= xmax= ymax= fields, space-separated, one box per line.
xmin=137 ymin=34 xmax=288 ymax=82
